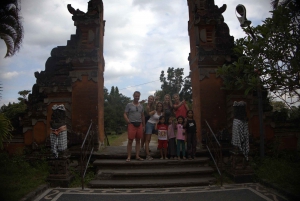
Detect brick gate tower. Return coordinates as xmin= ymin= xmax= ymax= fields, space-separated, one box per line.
xmin=187 ymin=0 xmax=234 ymax=142
xmin=22 ymin=0 xmax=105 ymax=148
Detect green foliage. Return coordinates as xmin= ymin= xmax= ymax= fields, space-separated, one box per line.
xmin=252 ymin=152 xmax=300 ymax=195
xmin=159 ymin=67 xmax=192 ymax=101
xmin=0 ymin=152 xmax=49 ymax=201
xmin=0 ymin=113 xmax=13 ymax=149
xmin=1 ymin=101 xmax=27 ymax=132
xmin=18 ymin=90 xmax=31 ymax=102
xmin=0 ymin=83 xmax=2 ymax=100
xmin=104 ymin=86 xmax=130 ymax=133
xmin=69 ymin=166 xmax=95 ymax=188
xmin=0 ymin=0 xmax=24 ymax=57
xmin=217 ymin=2 xmax=300 ymax=106
xmin=270 ymin=101 xmax=300 ymax=127
xmin=0 ymin=90 xmax=30 ymax=133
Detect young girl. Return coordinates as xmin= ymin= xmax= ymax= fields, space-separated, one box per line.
xmin=184 ymin=110 xmax=197 ymax=159
xmin=163 ymin=94 xmax=173 ymax=123
xmin=141 ymin=95 xmax=155 ymax=152
xmin=167 ymin=116 xmax=177 ymax=160
xmin=145 ymin=102 xmax=164 ymax=160
xmin=176 ymin=116 xmax=186 ymax=160
xmin=155 ymin=116 xmax=168 ymax=159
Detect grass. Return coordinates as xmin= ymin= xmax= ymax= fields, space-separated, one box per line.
xmin=251 ymin=151 xmax=300 ymax=196
xmin=0 ymin=133 xmax=128 ymax=200
xmin=0 ymin=152 xmax=49 ymax=201
xmin=69 ymin=166 xmax=95 ymax=188
xmin=107 ymin=132 xmax=128 ymax=146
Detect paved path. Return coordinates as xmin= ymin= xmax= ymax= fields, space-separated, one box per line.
xmin=34 ymin=183 xmax=288 ymax=201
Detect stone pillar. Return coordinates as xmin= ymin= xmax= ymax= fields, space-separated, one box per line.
xmin=47 ymin=158 xmax=73 ymax=187
xmin=187 ymin=0 xmax=234 ymax=143
xmin=97 ymin=3 xmax=105 ymax=146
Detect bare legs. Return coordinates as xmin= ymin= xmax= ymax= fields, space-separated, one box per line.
xmin=127 ymin=139 xmax=133 ymax=160
xmin=160 ymin=148 xmax=167 ymax=159
xmin=127 ymin=138 xmax=142 ymax=160
xmin=135 ymin=138 xmax=141 ymax=159
xmin=141 ymin=133 xmax=145 ymax=150
xmin=145 ymin=134 xmax=152 ymax=156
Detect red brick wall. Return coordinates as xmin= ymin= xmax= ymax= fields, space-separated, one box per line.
xmin=72 ymin=75 xmax=98 ymax=134
xmin=200 ymin=73 xmax=227 ymax=132
xmin=33 ymin=121 xmax=47 ymax=144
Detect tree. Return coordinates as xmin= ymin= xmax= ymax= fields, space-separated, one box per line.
xmin=159 ymin=67 xmax=191 ymax=100
xmin=104 ymin=86 xmax=130 ymax=133
xmin=0 ymin=113 xmax=13 ymax=149
xmin=0 ymin=83 xmax=2 ymax=100
xmin=0 ymin=0 xmax=24 ymax=57
xmin=0 ymin=90 xmax=29 ymax=134
xmin=180 ymin=76 xmax=192 ymax=101
xmin=217 ymin=1 xmax=300 ymax=107
xmin=17 ymin=90 xmax=30 ymax=102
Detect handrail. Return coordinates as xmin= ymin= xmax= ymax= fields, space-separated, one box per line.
xmin=205 ymin=119 xmax=223 ymax=186
xmin=80 ymin=120 xmax=95 ymax=190
xmin=104 ymin=129 xmax=110 ymax=146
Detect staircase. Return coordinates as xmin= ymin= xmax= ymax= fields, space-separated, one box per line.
xmin=88 ymin=145 xmax=216 ymax=188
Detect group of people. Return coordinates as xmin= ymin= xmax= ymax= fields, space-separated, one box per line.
xmin=123 ymin=91 xmax=197 ymax=162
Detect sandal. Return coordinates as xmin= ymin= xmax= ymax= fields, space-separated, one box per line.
xmin=136 ymin=157 xmax=144 ymax=161
xmin=126 ymin=158 xmax=130 ymax=162
xmin=146 ymin=155 xmax=153 ymax=160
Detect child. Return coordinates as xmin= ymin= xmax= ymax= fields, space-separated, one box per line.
xmin=176 ymin=116 xmax=186 ymax=160
xmin=155 ymin=116 xmax=168 ymax=159
xmin=184 ymin=110 xmax=197 ymax=159
xmin=167 ymin=116 xmax=177 ymax=160
xmin=163 ymin=94 xmax=173 ymax=123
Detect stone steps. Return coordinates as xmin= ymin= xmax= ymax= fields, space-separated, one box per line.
xmin=88 ymin=157 xmax=216 ymax=188
xmin=89 ymin=176 xmax=216 ymax=188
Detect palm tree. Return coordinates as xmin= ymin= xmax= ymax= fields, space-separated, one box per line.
xmin=0 ymin=0 xmax=24 ymax=58
xmin=0 ymin=113 xmax=13 ymax=149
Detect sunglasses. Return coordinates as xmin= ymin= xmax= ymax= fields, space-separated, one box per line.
xmin=136 ymin=106 xmax=138 ymax=112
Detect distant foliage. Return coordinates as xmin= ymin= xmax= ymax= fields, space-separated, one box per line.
xmin=104 ymin=86 xmax=130 ymax=133
xmin=159 ymin=67 xmax=192 ymax=101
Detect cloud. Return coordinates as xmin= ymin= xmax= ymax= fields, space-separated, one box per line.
xmin=1 ymin=71 xmax=22 ymax=79
xmin=0 ymin=0 xmax=273 ymax=105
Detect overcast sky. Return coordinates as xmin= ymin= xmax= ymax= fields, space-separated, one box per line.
xmin=0 ymin=0 xmax=272 ymax=105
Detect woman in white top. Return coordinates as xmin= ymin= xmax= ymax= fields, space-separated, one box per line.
xmin=144 ymin=102 xmax=164 ymax=160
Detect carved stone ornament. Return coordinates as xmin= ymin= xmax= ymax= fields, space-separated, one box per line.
xmin=69 ymin=71 xmax=98 ymax=83
xmin=199 ymin=67 xmax=217 ymax=80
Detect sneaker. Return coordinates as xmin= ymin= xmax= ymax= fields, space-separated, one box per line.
xmin=183 ymin=157 xmax=186 ymax=160
xmin=165 ymin=158 xmax=168 ymax=160
xmin=188 ymin=157 xmax=192 ymax=160
xmin=146 ymin=155 xmax=153 ymax=160
xmin=160 ymin=157 xmax=164 ymax=160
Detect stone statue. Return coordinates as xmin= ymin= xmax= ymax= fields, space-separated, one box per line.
xmin=232 ymin=101 xmax=249 ymax=160
xmin=50 ymin=104 xmax=68 ymax=158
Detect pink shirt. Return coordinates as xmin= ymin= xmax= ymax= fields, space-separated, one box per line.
xmin=168 ymin=124 xmax=176 ymax=139
xmin=176 ymin=124 xmax=185 ymax=140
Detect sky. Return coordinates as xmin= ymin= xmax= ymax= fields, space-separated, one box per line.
xmin=0 ymin=0 xmax=273 ymax=105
